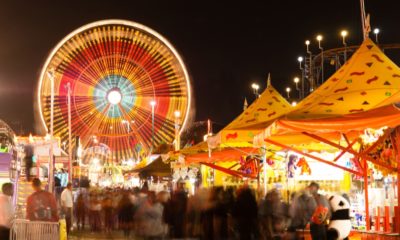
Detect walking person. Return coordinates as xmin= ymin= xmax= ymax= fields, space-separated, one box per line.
xmin=61 ymin=183 xmax=73 ymax=234
xmin=169 ymin=181 xmax=188 ymax=238
xmin=308 ymin=182 xmax=330 ymax=240
xmin=0 ymin=183 xmax=14 ymax=240
xmin=26 ymin=178 xmax=59 ymax=222
xmin=232 ymin=186 xmax=258 ymax=240
xmin=117 ymin=192 xmax=135 ymax=239
xmin=75 ymin=192 xmax=86 ymax=231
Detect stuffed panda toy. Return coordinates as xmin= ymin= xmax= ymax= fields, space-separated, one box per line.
xmin=327 ymin=194 xmax=351 ymax=240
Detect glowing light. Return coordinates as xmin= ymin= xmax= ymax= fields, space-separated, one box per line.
xmin=29 ymin=134 xmax=34 ymax=143
xmin=361 ymin=127 xmax=387 ymax=145
xmin=341 ymin=30 xmax=348 ymax=37
xmin=107 ymin=89 xmax=122 ymax=105
xmin=298 ymin=56 xmax=303 ymax=62
xmin=374 ymin=28 xmax=380 ymax=34
xmin=286 ymin=87 xmax=291 ymax=93
xmin=174 ymin=110 xmax=181 ymax=118
xmin=305 ymin=40 xmax=310 ymax=45
xmin=251 ymin=83 xmax=259 ymax=90
xmin=316 ymin=35 xmax=323 ymax=41
xmin=92 ymin=157 xmax=100 ymax=165
xmin=44 ymin=134 xmax=51 ymax=141
xmin=150 ymin=100 xmax=156 ymax=107
xmin=294 ymin=77 xmax=300 ymax=84
xmin=291 ymin=101 xmax=297 ymax=106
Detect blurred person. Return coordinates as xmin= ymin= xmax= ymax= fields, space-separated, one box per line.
xmin=26 ymin=178 xmax=59 ymax=222
xmin=102 ymin=193 xmax=114 ymax=234
xmin=232 ymin=186 xmax=258 ymax=240
xmin=308 ymin=182 xmax=330 ymax=240
xmin=24 ymin=145 xmax=33 ymax=181
xmin=0 ymin=183 xmax=14 ymax=240
xmin=157 ymin=191 xmax=171 ymax=235
xmin=75 ymin=192 xmax=86 ymax=230
xmin=213 ymin=187 xmax=230 ymax=240
xmin=168 ymin=180 xmax=188 ymax=238
xmin=89 ymin=193 xmax=102 ymax=232
xmin=135 ymin=191 xmax=167 ymax=238
xmin=118 ymin=192 xmax=135 ymax=238
xmin=259 ymin=189 xmax=289 ymax=240
xmin=186 ymin=187 xmax=207 ymax=238
xmin=61 ymin=182 xmax=73 ymax=234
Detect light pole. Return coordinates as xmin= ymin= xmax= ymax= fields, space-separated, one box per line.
xmin=174 ymin=110 xmax=181 ymax=151
xmin=46 ymin=70 xmax=55 ymax=193
xmin=66 ymin=82 xmax=72 ymax=183
xmin=150 ymin=100 xmax=156 ymax=152
xmin=341 ymin=30 xmax=348 ymax=62
xmin=294 ymin=77 xmax=300 ymax=99
xmin=373 ymin=28 xmax=380 ymax=43
xmin=305 ymin=40 xmax=315 ymax=92
xmin=297 ymin=56 xmax=304 ymax=99
xmin=285 ymin=87 xmax=291 ymax=99
xmin=251 ymin=83 xmax=260 ymax=98
xmin=305 ymin=40 xmax=311 ymax=53
xmin=316 ymin=35 xmax=324 ymax=84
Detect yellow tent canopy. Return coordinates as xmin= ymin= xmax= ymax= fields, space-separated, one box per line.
xmin=226 ymin=78 xmax=292 ymax=130
xmin=288 ymin=38 xmax=400 ymax=119
xmin=210 ymin=78 xmax=292 ymax=146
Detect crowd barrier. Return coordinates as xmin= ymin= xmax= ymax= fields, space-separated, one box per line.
xmin=10 ymin=219 xmax=59 ymax=240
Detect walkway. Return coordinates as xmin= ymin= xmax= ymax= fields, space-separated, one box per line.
xmin=68 ymin=230 xmax=400 ymax=239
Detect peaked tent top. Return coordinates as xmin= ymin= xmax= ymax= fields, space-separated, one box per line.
xmin=288 ymin=38 xmax=400 ymax=119
xmin=226 ymin=82 xmax=292 ymax=130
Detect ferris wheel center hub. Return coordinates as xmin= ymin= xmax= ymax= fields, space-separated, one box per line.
xmin=107 ymin=89 xmax=122 ymax=105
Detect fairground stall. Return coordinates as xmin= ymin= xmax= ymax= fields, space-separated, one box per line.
xmin=0 ymin=120 xmax=16 ymax=186
xmin=169 ymin=79 xmax=292 ymax=193
xmin=254 ymin=38 xmax=400 ymax=233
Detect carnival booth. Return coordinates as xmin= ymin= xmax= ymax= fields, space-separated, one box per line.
xmin=254 ymin=38 xmax=400 ymax=232
xmin=127 ymin=155 xmax=172 ymax=191
xmin=170 ymin=78 xmax=293 ymax=192
xmin=0 ymin=120 xmax=16 ymax=185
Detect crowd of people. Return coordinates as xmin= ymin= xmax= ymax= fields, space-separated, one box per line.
xmin=0 ymin=178 xmax=352 ymax=240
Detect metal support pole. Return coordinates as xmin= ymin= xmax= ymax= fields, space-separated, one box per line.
xmin=363 ymin=158 xmax=370 ymax=231
xmin=262 ymin=145 xmax=267 ymax=195
xmin=320 ymin=49 xmax=324 ymax=84
xmin=174 ymin=113 xmax=180 ymax=151
xmin=48 ymin=70 xmax=55 ymax=193
xmin=151 ymin=105 xmax=155 ymax=152
xmin=67 ymin=83 xmax=72 ymax=183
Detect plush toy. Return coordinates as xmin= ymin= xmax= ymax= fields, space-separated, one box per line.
xmin=296 ymin=157 xmax=311 ymax=175
xmin=287 ymin=154 xmax=298 ymax=178
xmin=327 ymin=194 xmax=351 ymax=240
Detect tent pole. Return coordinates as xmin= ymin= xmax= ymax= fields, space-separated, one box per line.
xmin=264 ymin=139 xmax=362 ymax=176
xmin=363 ymin=158 xmax=370 ymax=231
xmin=301 ymin=131 xmax=396 ymax=171
xmin=263 ymin=145 xmax=267 ymax=196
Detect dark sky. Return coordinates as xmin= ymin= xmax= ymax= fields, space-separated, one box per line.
xmin=0 ymin=0 xmax=399 ymax=134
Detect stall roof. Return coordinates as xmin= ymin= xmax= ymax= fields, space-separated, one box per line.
xmin=288 ymin=38 xmax=400 ymax=119
xmin=184 ymin=147 xmax=256 ymax=164
xmin=260 ymin=104 xmax=400 ymax=144
xmin=226 ymin=78 xmax=292 ymax=130
xmin=129 ymin=156 xmax=171 ymax=177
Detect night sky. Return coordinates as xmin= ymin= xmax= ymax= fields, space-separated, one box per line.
xmin=0 ymin=0 xmax=400 ymax=135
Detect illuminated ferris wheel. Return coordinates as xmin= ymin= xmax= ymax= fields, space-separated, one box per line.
xmin=38 ymin=19 xmax=191 ymax=161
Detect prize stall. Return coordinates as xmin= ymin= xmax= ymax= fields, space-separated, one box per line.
xmin=171 ymin=79 xmax=292 ymax=192
xmin=253 ymin=38 xmax=400 ymax=233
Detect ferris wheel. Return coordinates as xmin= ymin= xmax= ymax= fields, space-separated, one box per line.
xmin=38 ymin=20 xmax=191 ymax=161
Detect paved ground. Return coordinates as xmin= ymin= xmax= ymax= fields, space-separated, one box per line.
xmin=68 ymin=230 xmax=400 ymax=239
